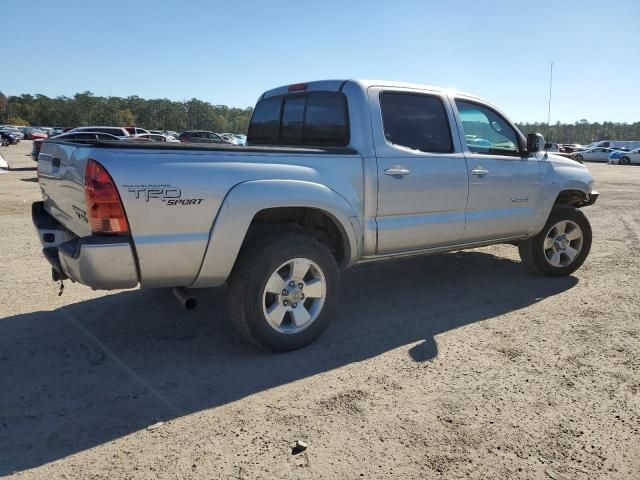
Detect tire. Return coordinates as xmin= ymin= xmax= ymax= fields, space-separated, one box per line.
xmin=575 ymin=154 xmax=583 ymax=163
xmin=227 ymin=233 xmax=340 ymax=352
xmin=620 ymin=156 xmax=631 ymax=165
xmin=519 ymin=205 xmax=592 ymax=277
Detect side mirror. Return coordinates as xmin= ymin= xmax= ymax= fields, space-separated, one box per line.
xmin=527 ymin=133 xmax=545 ymax=153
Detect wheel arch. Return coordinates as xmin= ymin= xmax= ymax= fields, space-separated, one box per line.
xmin=191 ymin=179 xmax=362 ymax=287
xmin=553 ymin=189 xmax=590 ymax=208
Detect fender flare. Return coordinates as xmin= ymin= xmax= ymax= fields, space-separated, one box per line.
xmin=191 ymin=179 xmax=362 ymax=287
xmin=532 ymin=177 xmax=593 ymax=235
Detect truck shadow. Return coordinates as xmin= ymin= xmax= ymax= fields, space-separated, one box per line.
xmin=0 ymin=250 xmax=577 ymax=474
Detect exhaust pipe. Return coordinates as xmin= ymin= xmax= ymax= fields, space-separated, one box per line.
xmin=172 ymin=287 xmax=197 ymax=310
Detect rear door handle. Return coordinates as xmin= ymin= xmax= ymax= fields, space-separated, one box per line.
xmin=384 ymin=167 xmax=411 ymax=177
xmin=470 ymin=168 xmax=490 ymax=176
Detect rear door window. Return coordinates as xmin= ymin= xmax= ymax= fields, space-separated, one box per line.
xmin=380 ymin=92 xmax=453 ymax=153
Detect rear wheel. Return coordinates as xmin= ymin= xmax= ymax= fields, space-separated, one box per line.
xmin=227 ymin=233 xmax=340 ymax=352
xmin=519 ymin=206 xmax=592 ymax=277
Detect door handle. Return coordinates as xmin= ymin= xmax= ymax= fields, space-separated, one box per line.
xmin=470 ymin=168 xmax=490 ymax=176
xmin=384 ymin=167 xmax=411 ymax=177
xmin=52 ymin=157 xmax=61 ymax=168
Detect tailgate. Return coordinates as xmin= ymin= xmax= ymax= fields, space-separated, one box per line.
xmin=37 ymin=141 xmax=93 ymax=237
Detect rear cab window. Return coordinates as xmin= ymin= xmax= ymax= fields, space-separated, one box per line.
xmin=248 ymin=92 xmax=349 ymax=147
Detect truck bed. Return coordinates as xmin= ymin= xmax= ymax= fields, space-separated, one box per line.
xmin=36 ymin=139 xmax=364 ymax=288
xmin=71 ymin=139 xmax=359 ymax=155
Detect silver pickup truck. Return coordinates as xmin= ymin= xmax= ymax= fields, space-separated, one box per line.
xmin=33 ymin=79 xmax=598 ymax=351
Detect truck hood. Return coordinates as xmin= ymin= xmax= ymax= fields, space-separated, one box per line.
xmin=544 ymin=152 xmax=587 ymax=169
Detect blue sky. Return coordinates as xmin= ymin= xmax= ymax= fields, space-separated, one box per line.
xmin=2 ymin=0 xmax=639 ymax=123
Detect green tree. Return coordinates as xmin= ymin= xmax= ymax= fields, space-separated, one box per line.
xmin=7 ymin=116 xmax=29 ymax=126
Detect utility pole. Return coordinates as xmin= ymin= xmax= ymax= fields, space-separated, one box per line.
xmin=547 ymin=61 xmax=554 ymax=141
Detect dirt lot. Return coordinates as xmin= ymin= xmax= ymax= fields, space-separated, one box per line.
xmin=1 ymin=141 xmax=639 ymax=479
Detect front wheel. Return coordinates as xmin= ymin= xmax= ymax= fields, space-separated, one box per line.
xmin=575 ymin=154 xmax=584 ymax=163
xmin=227 ymin=233 xmax=340 ymax=352
xmin=620 ymin=156 xmax=631 ymax=165
xmin=519 ymin=206 xmax=592 ymax=277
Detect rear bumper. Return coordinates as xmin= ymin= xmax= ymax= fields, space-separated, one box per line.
xmin=32 ymin=201 xmax=139 ymax=289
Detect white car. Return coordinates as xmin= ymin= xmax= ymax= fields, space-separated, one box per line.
xmin=70 ymin=126 xmax=129 ymax=138
xmin=609 ymin=147 xmax=640 ymax=165
xmin=127 ymin=133 xmax=180 ymax=143
xmin=572 ymin=147 xmax=618 ymax=163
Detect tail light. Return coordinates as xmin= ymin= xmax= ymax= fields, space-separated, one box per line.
xmin=84 ymin=159 xmax=129 ymax=234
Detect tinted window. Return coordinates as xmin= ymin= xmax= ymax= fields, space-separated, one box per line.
xmin=455 ymin=100 xmax=520 ymax=155
xmin=248 ymin=92 xmax=349 ymax=147
xmin=68 ymin=133 xmax=95 ymax=140
xmin=304 ymin=94 xmax=349 ymax=146
xmin=380 ymin=92 xmax=453 ymax=153
xmin=281 ymin=97 xmax=305 ymax=144
xmin=248 ymin=96 xmax=282 ymax=144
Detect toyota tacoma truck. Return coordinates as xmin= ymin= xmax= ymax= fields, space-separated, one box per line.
xmin=33 ymin=80 xmax=598 ymax=351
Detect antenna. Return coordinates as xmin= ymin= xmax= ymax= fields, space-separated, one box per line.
xmin=547 ymin=61 xmax=553 ymax=142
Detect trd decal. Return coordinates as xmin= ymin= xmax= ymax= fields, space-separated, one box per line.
xmin=123 ymin=184 xmax=204 ymax=206
xmin=72 ymin=204 xmax=88 ymax=223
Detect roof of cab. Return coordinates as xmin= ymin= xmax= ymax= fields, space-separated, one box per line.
xmin=260 ymin=79 xmax=482 ymax=101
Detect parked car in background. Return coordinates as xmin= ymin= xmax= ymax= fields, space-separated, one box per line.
xmin=607 ymin=148 xmax=631 ymax=163
xmin=49 ymin=127 xmax=66 ymax=137
xmin=543 ymin=143 xmax=563 ymax=152
xmin=233 ymin=134 xmax=247 ymax=145
xmin=31 ymin=132 xmax=120 ymax=161
xmin=572 ymin=147 xmax=620 ymax=163
xmin=561 ymin=144 xmax=584 ymax=153
xmin=164 ymin=130 xmax=179 ymax=138
xmin=1 ymin=131 xmax=20 ymax=146
xmin=219 ymin=132 xmax=246 ymax=145
xmin=28 ymin=129 xmax=49 ymax=140
xmin=124 ymin=127 xmax=150 ymax=136
xmin=1 ymin=127 xmax=24 ymax=140
xmin=609 ymin=147 xmax=640 ymax=165
xmin=177 ymin=130 xmax=232 ymax=144
xmin=69 ymin=126 xmax=129 ymax=138
xmin=126 ymin=133 xmax=180 ymax=143
xmin=586 ymin=140 xmax=640 ymax=150
xmin=465 ymin=135 xmax=492 ymax=149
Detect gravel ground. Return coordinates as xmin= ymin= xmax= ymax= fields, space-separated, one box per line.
xmin=1 ymin=141 xmax=639 ymax=479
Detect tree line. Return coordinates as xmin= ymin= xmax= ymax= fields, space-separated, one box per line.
xmin=516 ymin=120 xmax=640 ymax=145
xmin=1 ymin=90 xmax=638 ymax=142
xmin=0 ymin=91 xmax=254 ymax=133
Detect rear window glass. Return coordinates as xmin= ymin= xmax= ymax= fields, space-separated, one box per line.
xmin=281 ymin=97 xmax=305 ymax=143
xmin=248 ymin=92 xmax=349 ymax=146
xmin=248 ymin=96 xmax=282 ymax=144
xmin=380 ymin=92 xmax=453 ymax=153
xmin=304 ymin=94 xmax=349 ymax=145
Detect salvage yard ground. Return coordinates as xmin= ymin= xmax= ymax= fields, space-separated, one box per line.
xmin=1 ymin=141 xmax=639 ymax=479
